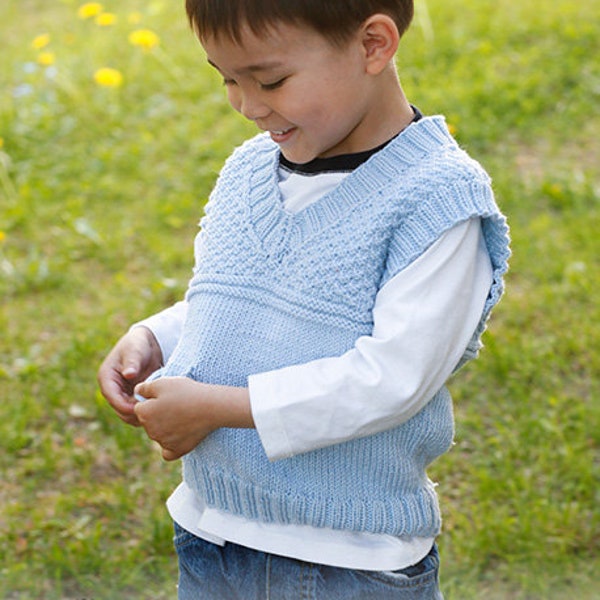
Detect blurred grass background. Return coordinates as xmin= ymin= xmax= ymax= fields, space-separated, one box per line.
xmin=1 ymin=0 xmax=598 ymax=598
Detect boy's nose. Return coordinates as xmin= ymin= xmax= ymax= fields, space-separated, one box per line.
xmin=233 ymin=89 xmax=270 ymax=122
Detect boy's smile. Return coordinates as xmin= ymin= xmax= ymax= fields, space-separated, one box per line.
xmin=201 ymin=20 xmax=410 ymax=163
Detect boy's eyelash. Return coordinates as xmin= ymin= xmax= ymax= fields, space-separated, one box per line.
xmin=260 ymin=78 xmax=286 ymax=91
xmin=221 ymin=77 xmax=287 ymax=91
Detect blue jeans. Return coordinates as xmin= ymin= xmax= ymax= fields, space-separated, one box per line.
xmin=174 ymin=522 xmax=444 ymax=599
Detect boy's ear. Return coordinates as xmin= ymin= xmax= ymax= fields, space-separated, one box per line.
xmin=360 ymin=14 xmax=400 ymax=75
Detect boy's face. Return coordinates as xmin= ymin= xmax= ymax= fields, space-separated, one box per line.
xmin=202 ymin=22 xmax=382 ymax=163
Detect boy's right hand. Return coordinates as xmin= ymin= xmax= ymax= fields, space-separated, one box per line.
xmin=97 ymin=326 xmax=163 ymax=426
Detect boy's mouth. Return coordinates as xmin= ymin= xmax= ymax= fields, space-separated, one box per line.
xmin=269 ymin=127 xmax=296 ymax=143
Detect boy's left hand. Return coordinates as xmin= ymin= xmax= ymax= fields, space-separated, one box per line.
xmin=133 ymin=377 xmax=253 ymax=461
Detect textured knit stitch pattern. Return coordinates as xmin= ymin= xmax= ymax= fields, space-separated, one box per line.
xmin=151 ymin=116 xmax=510 ymax=537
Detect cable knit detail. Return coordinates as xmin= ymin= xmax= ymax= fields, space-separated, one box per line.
xmin=152 ymin=116 xmax=510 ymax=537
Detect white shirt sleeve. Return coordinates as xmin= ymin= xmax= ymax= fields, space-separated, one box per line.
xmin=132 ymin=300 xmax=187 ymax=364
xmin=249 ymin=219 xmax=494 ymax=461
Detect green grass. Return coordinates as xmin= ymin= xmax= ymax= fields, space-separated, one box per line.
xmin=1 ymin=0 xmax=598 ymax=598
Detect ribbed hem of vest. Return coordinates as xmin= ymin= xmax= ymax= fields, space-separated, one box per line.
xmin=181 ymin=459 xmax=442 ymax=538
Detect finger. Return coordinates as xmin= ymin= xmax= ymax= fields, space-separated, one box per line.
xmin=133 ymin=396 xmax=157 ymax=425
xmin=133 ymin=381 xmax=155 ymax=402
xmin=133 ymin=398 xmax=147 ymax=420
xmin=98 ymin=367 xmax=135 ymax=410
xmin=121 ymin=349 xmax=146 ymax=379
xmin=122 ymin=364 xmax=139 ymax=379
xmin=105 ymin=386 xmax=141 ymax=426
xmin=121 ymin=348 xmax=150 ymax=380
xmin=116 ymin=410 xmax=141 ymax=427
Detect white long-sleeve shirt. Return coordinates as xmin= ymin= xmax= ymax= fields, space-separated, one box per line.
xmin=136 ymin=160 xmax=493 ymax=571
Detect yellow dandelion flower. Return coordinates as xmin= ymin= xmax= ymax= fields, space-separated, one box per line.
xmin=95 ymin=12 xmax=117 ymax=26
xmin=128 ymin=11 xmax=143 ymax=25
xmin=31 ymin=33 xmax=51 ymax=50
xmin=0 ymin=137 xmax=4 ymax=149
xmin=546 ymin=183 xmax=563 ymax=198
xmin=37 ymin=52 xmax=56 ymax=66
xmin=94 ymin=67 xmax=123 ymax=88
xmin=447 ymin=123 xmax=458 ymax=136
xmin=128 ymin=29 xmax=160 ymax=51
xmin=0 ymin=231 xmax=6 ymax=243
xmin=78 ymin=3 xmax=104 ymax=20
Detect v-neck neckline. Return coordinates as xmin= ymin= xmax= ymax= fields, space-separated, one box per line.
xmin=244 ymin=116 xmax=453 ymax=263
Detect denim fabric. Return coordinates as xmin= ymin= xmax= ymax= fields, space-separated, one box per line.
xmin=174 ymin=522 xmax=444 ymax=599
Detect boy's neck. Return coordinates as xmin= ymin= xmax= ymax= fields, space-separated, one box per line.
xmin=336 ymin=63 xmax=414 ymax=157
xmin=366 ymin=74 xmax=415 ymax=151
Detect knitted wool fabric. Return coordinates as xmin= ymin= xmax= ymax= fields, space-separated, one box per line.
xmin=152 ymin=116 xmax=510 ymax=537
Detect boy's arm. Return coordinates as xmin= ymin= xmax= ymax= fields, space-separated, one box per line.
xmin=133 ymin=377 xmax=253 ymax=461
xmin=250 ymin=219 xmax=493 ymax=460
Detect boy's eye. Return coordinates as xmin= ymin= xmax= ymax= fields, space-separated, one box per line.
xmin=222 ymin=78 xmax=237 ymax=87
xmin=260 ymin=78 xmax=286 ymax=91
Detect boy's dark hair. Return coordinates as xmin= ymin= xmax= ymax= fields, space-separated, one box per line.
xmin=185 ymin=0 xmax=414 ymax=45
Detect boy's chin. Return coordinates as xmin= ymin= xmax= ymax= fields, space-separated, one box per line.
xmin=278 ymin=146 xmax=322 ymax=165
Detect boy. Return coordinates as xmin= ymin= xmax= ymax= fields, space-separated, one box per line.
xmin=98 ymin=1 xmax=510 ymax=598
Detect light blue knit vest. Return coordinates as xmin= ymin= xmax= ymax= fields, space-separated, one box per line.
xmin=154 ymin=116 xmax=510 ymax=537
